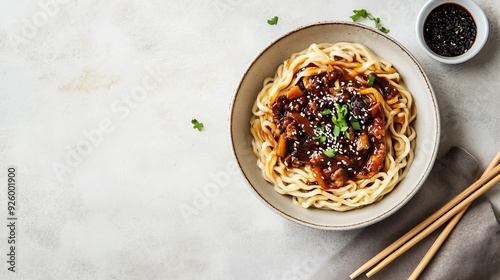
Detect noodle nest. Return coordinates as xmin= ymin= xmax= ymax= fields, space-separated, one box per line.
xmin=250 ymin=42 xmax=417 ymax=211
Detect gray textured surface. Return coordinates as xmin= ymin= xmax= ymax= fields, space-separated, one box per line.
xmin=0 ymin=0 xmax=498 ymax=279
xmin=313 ymin=147 xmax=500 ymax=279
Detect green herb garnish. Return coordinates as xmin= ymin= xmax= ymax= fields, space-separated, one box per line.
xmin=267 ymin=16 xmax=278 ymax=25
xmin=313 ymin=135 xmax=327 ymax=143
xmin=350 ymin=117 xmax=361 ymax=130
xmin=323 ymin=148 xmax=336 ymax=158
xmin=313 ymin=126 xmax=327 ymax=143
xmin=333 ymin=125 xmax=341 ymax=137
xmin=321 ymin=109 xmax=331 ymax=115
xmin=329 ymin=104 xmax=362 ymax=138
xmin=191 ymin=119 xmax=204 ymax=131
xmin=318 ymin=104 xmax=361 ymax=139
xmin=350 ymin=9 xmax=390 ymax=33
xmin=368 ymin=74 xmax=377 ymax=86
xmin=350 ymin=9 xmax=369 ymax=22
xmin=331 ymin=104 xmax=349 ymax=136
xmin=379 ymin=26 xmax=390 ymax=33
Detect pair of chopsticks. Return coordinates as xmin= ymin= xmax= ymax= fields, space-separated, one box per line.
xmin=350 ymin=150 xmax=500 ymax=279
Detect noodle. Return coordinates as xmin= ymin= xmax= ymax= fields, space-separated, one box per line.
xmin=250 ymin=42 xmax=416 ymax=211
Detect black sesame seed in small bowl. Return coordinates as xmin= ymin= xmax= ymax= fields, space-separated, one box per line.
xmin=416 ymin=0 xmax=489 ymax=64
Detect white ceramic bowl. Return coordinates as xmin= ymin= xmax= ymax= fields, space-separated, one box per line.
xmin=230 ymin=22 xmax=440 ymax=230
xmin=416 ymin=0 xmax=489 ymax=64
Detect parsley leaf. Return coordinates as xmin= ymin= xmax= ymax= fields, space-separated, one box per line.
xmin=350 ymin=9 xmax=368 ymax=21
xmin=379 ymin=26 xmax=390 ymax=34
xmin=191 ymin=119 xmax=204 ymax=131
xmin=313 ymin=135 xmax=326 ymax=143
xmin=267 ymin=16 xmax=278 ymax=25
xmin=350 ymin=9 xmax=390 ymax=33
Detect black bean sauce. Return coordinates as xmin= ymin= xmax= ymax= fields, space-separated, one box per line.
xmin=271 ymin=65 xmax=390 ymax=190
xmin=423 ymin=3 xmax=476 ymax=57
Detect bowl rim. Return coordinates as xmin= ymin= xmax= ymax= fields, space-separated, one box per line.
xmin=415 ymin=0 xmax=489 ymax=64
xmin=229 ymin=21 xmax=440 ymax=230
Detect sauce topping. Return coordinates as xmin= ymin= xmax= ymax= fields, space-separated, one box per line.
xmin=271 ymin=65 xmax=390 ymax=190
xmin=423 ymin=3 xmax=476 ymax=57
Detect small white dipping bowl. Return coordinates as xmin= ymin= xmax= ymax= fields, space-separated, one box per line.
xmin=416 ymin=0 xmax=489 ymax=64
xmin=230 ymin=22 xmax=440 ymax=230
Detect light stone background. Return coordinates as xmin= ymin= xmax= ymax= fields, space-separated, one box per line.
xmin=0 ymin=0 xmax=499 ymax=279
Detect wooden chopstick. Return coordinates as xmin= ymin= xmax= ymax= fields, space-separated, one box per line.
xmin=350 ymin=150 xmax=500 ymax=279
xmin=407 ymin=205 xmax=468 ymax=280
xmin=350 ymin=162 xmax=500 ymax=279
xmin=407 ymin=151 xmax=500 ymax=280
xmin=365 ymin=171 xmax=500 ymax=277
